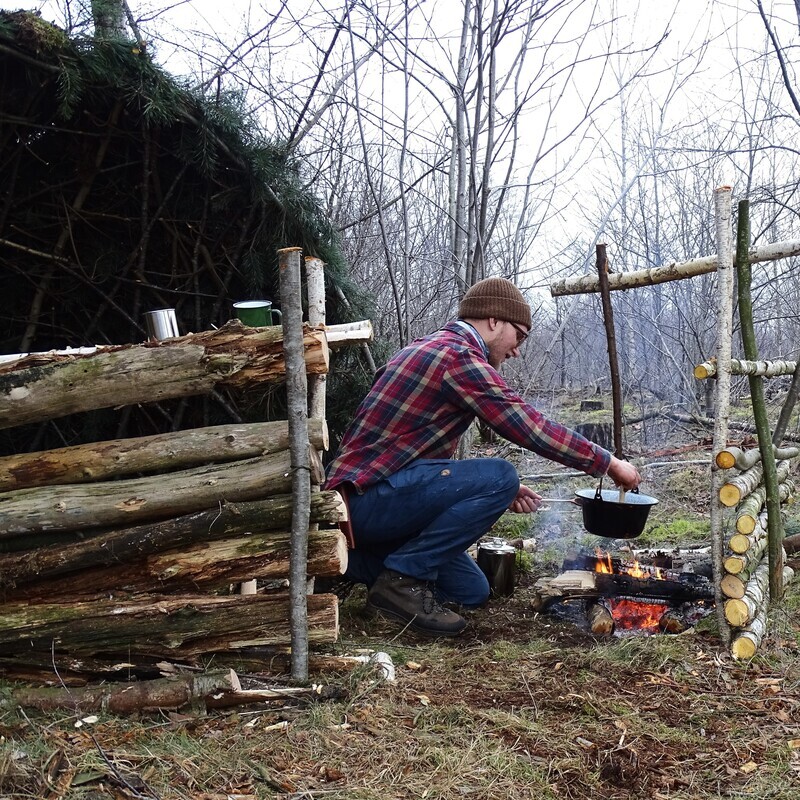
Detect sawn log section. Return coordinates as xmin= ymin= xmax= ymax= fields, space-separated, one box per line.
xmin=0 ymin=319 xmax=329 ymax=429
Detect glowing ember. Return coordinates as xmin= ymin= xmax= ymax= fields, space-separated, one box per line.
xmin=609 ymin=598 xmax=667 ymax=631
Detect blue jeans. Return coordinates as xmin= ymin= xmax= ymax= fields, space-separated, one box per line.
xmin=344 ymin=458 xmax=520 ymax=607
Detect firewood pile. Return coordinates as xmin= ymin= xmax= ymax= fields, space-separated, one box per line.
xmin=0 ymin=320 xmax=359 ymax=676
xmin=696 ymin=352 xmax=799 ymax=658
xmin=714 ymin=443 xmax=798 ymax=658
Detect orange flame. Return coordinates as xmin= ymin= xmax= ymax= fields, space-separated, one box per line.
xmin=593 ymin=549 xmax=665 ymax=580
xmin=593 ymin=547 xmax=614 ymax=573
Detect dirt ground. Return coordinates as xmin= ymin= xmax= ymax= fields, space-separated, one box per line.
xmin=1 ymin=430 xmax=799 ymax=799
xmin=1 ymin=564 xmax=798 ymax=800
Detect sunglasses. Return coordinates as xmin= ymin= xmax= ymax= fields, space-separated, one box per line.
xmin=507 ymin=321 xmax=529 ymax=346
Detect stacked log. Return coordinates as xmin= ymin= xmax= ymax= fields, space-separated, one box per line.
xmin=0 ymin=325 xmax=353 ymax=667
xmin=716 ymin=442 xmax=799 ymax=657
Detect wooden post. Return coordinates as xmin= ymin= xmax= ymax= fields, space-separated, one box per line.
xmin=595 ymin=243 xmax=624 ymax=462
xmin=306 ymin=256 xmax=327 ymax=427
xmin=735 ymin=199 xmax=784 ymax=600
xmin=710 ymin=186 xmax=734 ymax=645
xmin=279 ymin=247 xmax=311 ymax=683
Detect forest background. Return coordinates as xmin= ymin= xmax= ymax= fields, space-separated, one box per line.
xmin=3 ymin=0 xmax=800 ymax=421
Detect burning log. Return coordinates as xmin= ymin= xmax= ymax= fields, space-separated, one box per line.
xmin=734 ymin=479 xmax=795 ymax=534
xmin=0 ymin=491 xmax=346 ymax=588
xmin=658 ymin=608 xmax=689 ymax=634
xmin=0 ymin=593 xmax=339 ymax=658
xmin=4 ymin=527 xmax=348 ymax=601
xmin=0 ymin=320 xmax=329 ymax=430
xmin=0 ymin=447 xmax=324 ymax=538
xmin=724 ymin=564 xmax=793 ymax=627
xmin=719 ymin=460 xmax=792 ymax=507
xmin=715 ymin=444 xmax=799 ymax=471
xmin=586 ymin=599 xmax=614 ymax=635
xmin=561 ymin=554 xmax=714 ymax=602
xmin=0 ymin=419 xmax=328 ymax=492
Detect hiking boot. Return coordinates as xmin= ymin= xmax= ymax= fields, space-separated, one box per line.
xmin=366 ymin=569 xmax=467 ymax=637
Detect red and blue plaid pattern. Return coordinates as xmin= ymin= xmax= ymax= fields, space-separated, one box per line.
xmin=325 ymin=321 xmax=610 ymax=492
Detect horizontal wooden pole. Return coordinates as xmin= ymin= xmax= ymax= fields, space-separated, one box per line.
xmin=0 ymin=447 xmax=325 ymax=537
xmin=0 ymin=419 xmax=328 ymax=492
xmin=550 ymin=239 xmax=800 ymax=297
xmin=0 ymin=320 xmax=328 ymax=430
xmin=5 ymin=527 xmax=348 ymax=600
xmin=0 ymin=593 xmax=339 ymax=658
xmin=0 ymin=490 xmax=346 ymax=587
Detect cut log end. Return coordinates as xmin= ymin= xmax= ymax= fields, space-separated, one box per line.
xmin=720 ymin=574 xmax=746 ymax=600
xmin=724 ymin=598 xmax=749 ymax=627
xmin=718 ymin=484 xmax=741 ymax=507
xmin=715 ymin=450 xmax=737 ymax=470
xmin=731 ymin=636 xmax=757 ymax=660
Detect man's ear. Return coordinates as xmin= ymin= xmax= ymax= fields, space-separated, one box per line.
xmin=487 ymin=317 xmax=501 ymax=331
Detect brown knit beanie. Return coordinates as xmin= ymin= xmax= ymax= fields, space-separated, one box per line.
xmin=458 ymin=277 xmax=532 ymax=329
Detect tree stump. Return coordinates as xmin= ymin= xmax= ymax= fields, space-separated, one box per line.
xmin=575 ymin=422 xmax=613 ymax=450
xmin=580 ymin=400 xmax=604 ymax=412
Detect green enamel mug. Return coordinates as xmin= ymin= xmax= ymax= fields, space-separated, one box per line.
xmin=233 ymin=300 xmax=282 ymax=327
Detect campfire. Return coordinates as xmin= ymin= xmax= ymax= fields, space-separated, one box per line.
xmin=532 ymin=548 xmax=715 ymax=636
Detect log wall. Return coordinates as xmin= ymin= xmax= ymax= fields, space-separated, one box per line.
xmin=0 ymin=322 xmax=349 ymax=670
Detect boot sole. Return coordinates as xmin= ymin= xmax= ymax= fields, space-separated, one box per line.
xmin=366 ymin=600 xmax=466 ymax=638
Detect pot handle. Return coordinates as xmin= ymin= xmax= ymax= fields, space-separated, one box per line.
xmin=596 ymin=476 xmax=642 ymax=501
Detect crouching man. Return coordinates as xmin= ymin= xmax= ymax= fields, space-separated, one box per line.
xmin=325 ymin=277 xmax=640 ymax=636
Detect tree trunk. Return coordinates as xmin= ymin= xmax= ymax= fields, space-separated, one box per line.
xmin=0 ymin=593 xmax=339 ymax=657
xmin=724 ymin=535 xmax=768 ymax=576
xmin=0 ymin=320 xmax=329 ymax=430
xmin=91 ymin=0 xmax=127 ymax=39
xmin=710 ymin=186 xmax=735 ymax=645
xmin=4 ymin=527 xmax=348 ymax=601
xmin=0 ymin=419 xmax=328 ymax=492
xmin=596 ymin=244 xmax=624 ymax=460
xmin=279 ymin=247 xmax=311 ymax=683
xmin=723 ymin=560 xmax=769 ymax=627
xmin=0 ymin=491 xmax=346 ymax=588
xmin=731 ymin=606 xmax=768 ymax=659
xmin=0 ymin=447 xmax=324 ymax=537
xmin=736 ymin=199 xmax=786 ymax=601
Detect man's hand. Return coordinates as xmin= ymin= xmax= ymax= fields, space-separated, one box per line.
xmin=509 ymin=483 xmax=542 ymax=513
xmin=607 ymin=456 xmax=641 ymax=491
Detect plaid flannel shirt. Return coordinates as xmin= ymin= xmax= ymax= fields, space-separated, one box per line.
xmin=325 ymin=321 xmax=611 ymax=492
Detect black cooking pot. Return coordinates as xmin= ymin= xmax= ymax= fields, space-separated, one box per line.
xmin=573 ymin=484 xmax=658 ymax=539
